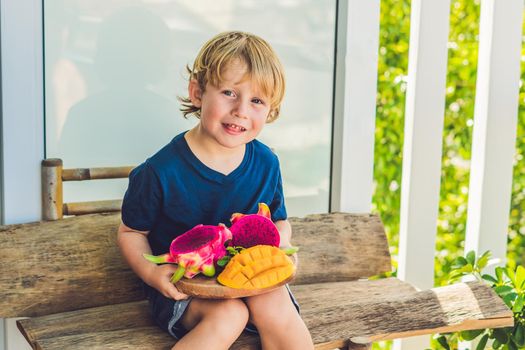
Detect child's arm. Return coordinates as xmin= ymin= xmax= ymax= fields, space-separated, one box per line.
xmin=274 ymin=219 xmax=292 ymax=248
xmin=117 ymin=222 xmax=188 ymax=300
xmin=275 ymin=219 xmax=298 ymax=266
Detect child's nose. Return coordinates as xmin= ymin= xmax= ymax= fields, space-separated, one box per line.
xmin=233 ymin=101 xmax=249 ymax=119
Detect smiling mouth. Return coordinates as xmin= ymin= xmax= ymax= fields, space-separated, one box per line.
xmin=223 ymin=123 xmax=246 ymax=132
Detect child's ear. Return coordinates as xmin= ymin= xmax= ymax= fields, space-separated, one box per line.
xmin=188 ymin=79 xmax=203 ymax=108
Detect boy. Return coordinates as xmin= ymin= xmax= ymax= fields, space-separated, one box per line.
xmin=118 ymin=31 xmax=314 ymax=349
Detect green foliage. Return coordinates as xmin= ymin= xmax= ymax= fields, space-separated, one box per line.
xmin=435 ymin=251 xmax=525 ymax=350
xmin=372 ymin=0 xmax=525 ymax=349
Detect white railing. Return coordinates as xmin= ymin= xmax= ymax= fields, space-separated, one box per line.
xmin=335 ymin=1 xmax=523 ymax=349
xmin=460 ymin=2 xmax=523 ymax=347
xmin=397 ymin=0 xmax=451 ymax=347
xmin=464 ymin=0 xmax=523 ymax=273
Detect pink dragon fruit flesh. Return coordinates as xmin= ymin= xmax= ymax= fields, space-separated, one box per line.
xmin=143 ymin=224 xmax=232 ymax=283
xmin=230 ymin=203 xmax=280 ymax=248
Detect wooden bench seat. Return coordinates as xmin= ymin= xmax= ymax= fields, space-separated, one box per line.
xmin=16 ymin=278 xmax=510 ymax=349
xmin=1 ymin=209 xmax=513 ymax=349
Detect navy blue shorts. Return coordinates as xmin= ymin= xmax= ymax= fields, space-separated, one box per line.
xmin=144 ymin=284 xmax=301 ymax=340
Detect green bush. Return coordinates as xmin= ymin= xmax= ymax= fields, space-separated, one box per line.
xmin=435 ymin=251 xmax=525 ymax=350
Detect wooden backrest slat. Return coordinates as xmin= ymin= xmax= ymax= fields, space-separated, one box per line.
xmin=0 ymin=212 xmax=391 ymax=318
xmin=62 ymin=166 xmax=134 ymax=181
xmin=288 ymin=213 xmax=391 ymax=284
xmin=63 ymin=200 xmax=123 ymax=216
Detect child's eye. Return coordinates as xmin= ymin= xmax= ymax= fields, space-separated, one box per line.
xmin=223 ymin=90 xmax=235 ymax=97
xmin=252 ymin=98 xmax=265 ymax=105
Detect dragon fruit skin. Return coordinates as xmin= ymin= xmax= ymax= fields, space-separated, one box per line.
xmin=229 ymin=203 xmax=280 ymax=248
xmin=143 ymin=224 xmax=232 ymax=283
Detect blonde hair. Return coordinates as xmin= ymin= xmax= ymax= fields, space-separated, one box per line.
xmin=179 ymin=31 xmax=285 ymax=123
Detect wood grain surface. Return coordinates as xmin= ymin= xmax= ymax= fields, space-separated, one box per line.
xmin=17 ymin=278 xmax=512 ymax=350
xmin=0 ymin=212 xmax=391 ymax=317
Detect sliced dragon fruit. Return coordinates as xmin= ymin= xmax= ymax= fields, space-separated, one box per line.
xmin=143 ymin=223 xmax=232 ymax=283
xmin=229 ymin=203 xmax=280 ymax=248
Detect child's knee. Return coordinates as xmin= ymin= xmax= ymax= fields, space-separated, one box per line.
xmin=203 ymin=299 xmax=249 ymax=342
xmin=214 ymin=298 xmax=249 ymax=324
xmin=200 ymin=298 xmax=249 ymax=331
xmin=245 ymin=288 xmax=297 ymax=329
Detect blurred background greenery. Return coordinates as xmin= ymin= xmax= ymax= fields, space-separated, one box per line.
xmin=371 ymin=0 xmax=524 ymax=348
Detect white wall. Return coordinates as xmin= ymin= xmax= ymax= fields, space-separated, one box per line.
xmin=0 ymin=0 xmax=44 ymax=348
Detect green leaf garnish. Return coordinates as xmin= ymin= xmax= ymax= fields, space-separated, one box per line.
xmin=217 ymin=256 xmax=231 ymax=267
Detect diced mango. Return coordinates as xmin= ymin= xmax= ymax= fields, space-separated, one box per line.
xmin=217 ymin=245 xmax=295 ymax=290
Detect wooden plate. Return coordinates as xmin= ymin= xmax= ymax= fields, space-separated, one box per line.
xmin=175 ymin=272 xmax=295 ymax=299
xmin=175 ymin=257 xmax=297 ymax=299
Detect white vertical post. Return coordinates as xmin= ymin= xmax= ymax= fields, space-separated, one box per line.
xmin=1 ymin=0 xmax=44 ymax=349
xmin=461 ymin=1 xmax=523 ymax=348
xmin=464 ymin=0 xmax=523 ymax=268
xmin=395 ymin=0 xmax=450 ymax=349
xmin=0 ymin=1 xmax=44 ymax=224
xmin=330 ymin=0 xmax=380 ymax=213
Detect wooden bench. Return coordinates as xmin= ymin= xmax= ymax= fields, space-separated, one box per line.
xmin=0 ymin=159 xmax=513 ymax=349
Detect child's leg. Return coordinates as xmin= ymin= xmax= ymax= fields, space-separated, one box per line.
xmin=244 ymin=286 xmax=314 ymax=350
xmin=173 ymin=298 xmax=249 ymax=350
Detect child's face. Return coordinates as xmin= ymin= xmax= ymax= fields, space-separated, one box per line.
xmin=189 ymin=60 xmax=271 ymax=151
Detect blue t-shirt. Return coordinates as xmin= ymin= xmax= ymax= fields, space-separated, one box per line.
xmin=121 ymin=131 xmax=287 ymax=255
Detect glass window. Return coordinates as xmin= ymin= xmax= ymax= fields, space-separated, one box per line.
xmin=44 ymin=0 xmax=336 ymax=217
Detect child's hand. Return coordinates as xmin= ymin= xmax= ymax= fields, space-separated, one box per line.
xmin=291 ymin=251 xmax=299 ymax=269
xmin=280 ymin=244 xmax=299 ymax=269
xmin=148 ymin=264 xmax=190 ymax=300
